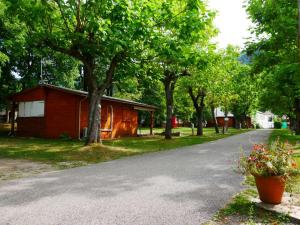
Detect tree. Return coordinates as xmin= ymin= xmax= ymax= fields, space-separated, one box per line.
xmin=178 ymin=49 xmax=213 ymax=136
xmin=0 ymin=3 xmax=81 ymax=114
xmin=228 ymin=61 xmax=257 ymax=129
xmin=0 ymin=0 xmax=8 ymax=69
xmin=246 ymin=0 xmax=300 ymax=133
xmin=6 ymin=0 xmax=150 ymax=143
xmin=147 ymin=0 xmax=215 ymax=139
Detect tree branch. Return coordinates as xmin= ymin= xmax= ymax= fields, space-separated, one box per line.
xmin=53 ymin=0 xmax=72 ymax=33
xmin=98 ymin=51 xmax=127 ymax=93
xmin=44 ymin=38 xmax=85 ymax=62
xmin=75 ymin=0 xmax=83 ymax=32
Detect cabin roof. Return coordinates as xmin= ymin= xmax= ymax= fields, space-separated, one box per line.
xmin=10 ymin=84 xmax=158 ymax=111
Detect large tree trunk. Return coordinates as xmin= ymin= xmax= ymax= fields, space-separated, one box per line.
xmin=188 ymin=87 xmax=205 ymax=136
xmin=196 ymin=108 xmax=204 ymax=136
xmin=164 ymin=80 xmax=174 ymax=140
xmin=162 ymin=69 xmax=189 ymax=139
xmin=5 ymin=107 xmax=9 ymax=123
xmin=83 ymin=60 xmax=102 ymax=145
xmin=234 ymin=116 xmax=241 ymax=129
xmin=210 ymin=106 xmax=219 ymax=134
xmin=82 ymin=65 xmax=88 ymax=91
xmin=84 ymin=53 xmax=123 ymax=145
xmin=86 ymin=90 xmax=101 ymax=144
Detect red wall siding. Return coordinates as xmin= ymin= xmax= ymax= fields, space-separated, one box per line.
xmin=216 ymin=117 xmax=235 ymax=127
xmin=12 ymin=86 xmax=139 ymax=139
xmin=16 ymin=117 xmax=45 ymax=137
xmin=207 ymin=117 xmax=252 ymax=128
xmin=12 ymin=87 xmax=46 ymax=137
xmin=206 ymin=117 xmax=235 ymax=127
xmin=12 ymin=87 xmax=45 ymax=102
xmin=44 ymin=89 xmax=79 ymax=139
xmin=80 ymin=99 xmax=138 ymax=139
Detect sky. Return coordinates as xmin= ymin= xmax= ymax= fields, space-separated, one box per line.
xmin=207 ymin=0 xmax=253 ymax=49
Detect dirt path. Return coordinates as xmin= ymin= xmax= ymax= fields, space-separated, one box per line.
xmin=0 ymin=159 xmax=55 ymax=182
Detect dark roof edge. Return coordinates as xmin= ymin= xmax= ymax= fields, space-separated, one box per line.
xmin=40 ymin=84 xmax=158 ymax=110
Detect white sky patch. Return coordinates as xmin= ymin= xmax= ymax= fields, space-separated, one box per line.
xmin=12 ymin=71 xmax=21 ymax=79
xmin=207 ymin=0 xmax=253 ymax=49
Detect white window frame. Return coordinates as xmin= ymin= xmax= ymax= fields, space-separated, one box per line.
xmin=18 ymin=101 xmax=45 ymax=117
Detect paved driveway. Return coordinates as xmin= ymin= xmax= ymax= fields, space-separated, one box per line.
xmin=0 ymin=130 xmax=271 ymax=225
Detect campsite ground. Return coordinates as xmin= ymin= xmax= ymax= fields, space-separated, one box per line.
xmin=1 ymin=124 xmax=299 ymax=224
xmin=0 ymin=124 xmax=250 ymax=181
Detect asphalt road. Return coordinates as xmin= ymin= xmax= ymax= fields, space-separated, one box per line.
xmin=0 ymin=129 xmax=271 ymax=225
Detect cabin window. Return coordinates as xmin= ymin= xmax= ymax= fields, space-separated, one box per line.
xmin=18 ymin=101 xmax=45 ymax=117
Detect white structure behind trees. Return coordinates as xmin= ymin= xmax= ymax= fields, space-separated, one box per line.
xmin=253 ymin=111 xmax=274 ymax=129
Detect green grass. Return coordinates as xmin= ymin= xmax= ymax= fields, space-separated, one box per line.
xmin=269 ymin=129 xmax=300 ymax=193
xmin=269 ymin=129 xmax=300 ymax=145
xmin=213 ymin=191 xmax=291 ymax=225
xmin=0 ymin=126 xmax=250 ymax=166
xmin=105 ymin=127 xmax=249 ymax=152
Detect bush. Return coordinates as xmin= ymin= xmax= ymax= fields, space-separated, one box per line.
xmin=59 ymin=132 xmax=71 ymax=140
xmin=274 ymin=121 xmax=282 ymax=129
xmin=255 ymin=123 xmax=260 ymax=129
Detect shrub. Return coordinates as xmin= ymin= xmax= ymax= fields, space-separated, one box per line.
xmin=274 ymin=121 xmax=282 ymax=129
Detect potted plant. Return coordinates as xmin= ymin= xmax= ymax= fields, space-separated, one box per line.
xmin=237 ymin=138 xmax=299 ymax=204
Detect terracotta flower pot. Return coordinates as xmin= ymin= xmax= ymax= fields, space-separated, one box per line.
xmin=254 ymin=175 xmax=286 ymax=205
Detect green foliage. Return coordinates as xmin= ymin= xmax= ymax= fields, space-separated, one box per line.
xmin=0 ymin=52 xmax=8 ymax=67
xmin=274 ymin=121 xmax=282 ymax=129
xmin=0 ymin=0 xmax=82 ymax=110
xmin=246 ymin=0 xmax=299 ymax=117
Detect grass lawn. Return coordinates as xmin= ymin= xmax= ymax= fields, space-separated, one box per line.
xmin=209 ymin=128 xmax=300 ymax=225
xmin=0 ymin=125 xmax=250 ymax=167
xmin=105 ymin=127 xmax=249 ymax=153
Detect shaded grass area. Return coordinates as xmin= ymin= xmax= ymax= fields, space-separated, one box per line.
xmin=0 ymin=137 xmax=135 ymax=166
xmin=0 ymin=126 xmax=250 ymax=166
xmin=269 ymin=129 xmax=300 ymax=145
xmin=0 ymin=123 xmax=11 ymax=136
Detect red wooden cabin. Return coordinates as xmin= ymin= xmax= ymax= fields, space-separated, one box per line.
xmin=9 ymin=84 xmax=157 ymax=139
